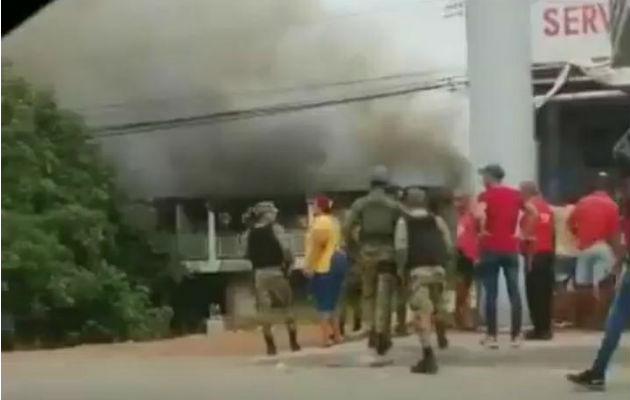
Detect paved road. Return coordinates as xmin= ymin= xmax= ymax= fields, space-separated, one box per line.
xmin=3 ymin=332 xmax=629 ymax=400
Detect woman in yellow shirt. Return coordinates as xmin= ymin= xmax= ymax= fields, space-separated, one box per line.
xmin=304 ymin=195 xmax=347 ymax=347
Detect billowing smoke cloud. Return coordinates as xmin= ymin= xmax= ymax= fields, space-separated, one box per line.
xmin=2 ymin=0 xmax=470 ymax=197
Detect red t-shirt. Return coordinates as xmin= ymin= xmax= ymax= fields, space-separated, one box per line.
xmin=519 ymin=196 xmax=554 ymax=254
xmin=478 ymin=185 xmax=523 ymax=253
xmin=457 ymin=210 xmax=478 ymax=262
xmin=624 ymin=214 xmax=630 ymax=253
xmin=569 ymin=191 xmax=620 ymax=250
xmin=623 ymin=197 xmax=630 ymax=253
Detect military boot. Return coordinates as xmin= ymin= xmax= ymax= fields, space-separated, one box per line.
xmin=264 ymin=334 xmax=277 ymax=356
xmin=435 ymin=321 xmax=449 ymax=349
xmin=339 ymin=315 xmax=346 ymax=337
xmin=288 ymin=328 xmax=301 ymax=352
xmin=410 ymin=347 xmax=438 ymax=374
xmin=375 ymin=333 xmax=392 ymax=356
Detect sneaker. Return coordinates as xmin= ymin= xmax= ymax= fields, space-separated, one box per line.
xmin=264 ymin=335 xmax=278 ymax=356
xmin=510 ymin=336 xmax=522 ymax=348
xmin=567 ymin=369 xmax=605 ymax=391
xmin=480 ymin=335 xmax=499 ymax=349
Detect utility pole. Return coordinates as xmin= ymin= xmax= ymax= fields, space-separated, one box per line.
xmin=466 ymin=0 xmax=535 ymax=328
xmin=466 ymin=0 xmax=536 ymax=188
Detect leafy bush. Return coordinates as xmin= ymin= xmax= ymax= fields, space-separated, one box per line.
xmin=1 ymin=67 xmax=173 ymax=346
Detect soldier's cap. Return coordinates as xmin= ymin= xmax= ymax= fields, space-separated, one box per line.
xmin=370 ymin=165 xmax=390 ymax=185
xmin=478 ymin=164 xmax=505 ymax=181
xmin=253 ymin=201 xmax=278 ymax=216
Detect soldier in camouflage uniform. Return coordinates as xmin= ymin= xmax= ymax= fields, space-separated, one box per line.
xmin=244 ymin=201 xmax=301 ymax=356
xmin=344 ymin=166 xmax=401 ymax=354
xmin=395 ymin=188 xmax=453 ymax=374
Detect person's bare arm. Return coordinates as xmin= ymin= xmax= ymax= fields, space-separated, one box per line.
xmin=272 ymin=223 xmax=294 ymax=267
xmin=523 ymin=201 xmax=539 ymax=220
xmin=521 ymin=200 xmax=538 ymax=242
xmin=394 ymin=216 xmax=408 ymax=278
xmin=241 ymin=229 xmax=250 ymax=259
xmin=474 ymin=201 xmax=488 ymax=236
xmin=435 ymin=215 xmax=454 ymax=253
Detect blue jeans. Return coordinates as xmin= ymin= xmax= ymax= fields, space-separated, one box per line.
xmin=575 ymin=242 xmax=615 ymax=286
xmin=592 ymin=268 xmax=630 ymax=377
xmin=479 ymin=250 xmax=522 ymax=337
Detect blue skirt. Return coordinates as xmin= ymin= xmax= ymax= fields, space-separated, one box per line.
xmin=311 ymin=251 xmax=348 ymax=313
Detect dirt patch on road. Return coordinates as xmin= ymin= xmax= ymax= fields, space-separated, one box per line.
xmin=2 ymin=325 xmax=325 ymax=362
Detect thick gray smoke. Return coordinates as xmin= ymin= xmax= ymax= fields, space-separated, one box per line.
xmin=3 ymin=0 xmax=470 ymax=197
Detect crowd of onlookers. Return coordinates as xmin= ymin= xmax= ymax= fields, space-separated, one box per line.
xmin=240 ymin=161 xmax=628 ymax=387
xmin=454 ymin=169 xmax=628 ymax=340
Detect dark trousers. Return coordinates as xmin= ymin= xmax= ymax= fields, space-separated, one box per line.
xmin=480 ymin=250 xmax=522 ymax=338
xmin=525 ymin=252 xmax=554 ymax=335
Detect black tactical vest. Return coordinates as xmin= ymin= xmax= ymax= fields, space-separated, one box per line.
xmin=405 ymin=214 xmax=447 ymax=268
xmin=247 ymin=224 xmax=284 ymax=269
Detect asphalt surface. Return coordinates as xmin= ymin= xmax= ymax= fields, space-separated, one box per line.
xmin=2 ymin=331 xmax=629 ymax=400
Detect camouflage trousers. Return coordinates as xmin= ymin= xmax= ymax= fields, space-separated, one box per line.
xmin=254 ymin=268 xmax=295 ymax=335
xmin=407 ymin=266 xmax=447 ymax=347
xmin=357 ymin=244 xmax=396 ymax=334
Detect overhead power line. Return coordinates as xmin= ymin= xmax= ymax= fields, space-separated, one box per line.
xmin=77 ymin=69 xmax=461 ymax=112
xmin=92 ymin=75 xmax=467 ymax=139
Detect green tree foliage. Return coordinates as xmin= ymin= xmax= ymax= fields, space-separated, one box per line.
xmin=1 ymin=68 xmax=172 ymax=346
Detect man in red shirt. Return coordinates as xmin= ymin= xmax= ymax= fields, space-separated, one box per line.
xmin=519 ymin=181 xmax=554 ymax=340
xmin=454 ymin=193 xmax=478 ymax=330
xmin=568 ymin=175 xmax=620 ymax=298
xmin=476 ymin=164 xmax=534 ymax=349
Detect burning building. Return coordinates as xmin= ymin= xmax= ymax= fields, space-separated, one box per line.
xmin=2 ymin=0 xmax=471 ymax=328
xmin=5 ymin=0 xmax=625 ymax=329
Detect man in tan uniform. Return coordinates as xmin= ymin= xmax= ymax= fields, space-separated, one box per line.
xmin=395 ymin=188 xmax=453 ymax=373
xmin=244 ymin=202 xmax=300 ymax=356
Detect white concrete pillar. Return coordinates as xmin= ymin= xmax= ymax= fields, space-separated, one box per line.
xmin=207 ymin=207 xmax=217 ymax=262
xmin=466 ymin=0 xmax=535 ymax=330
xmin=466 ymin=0 xmax=536 ymax=187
